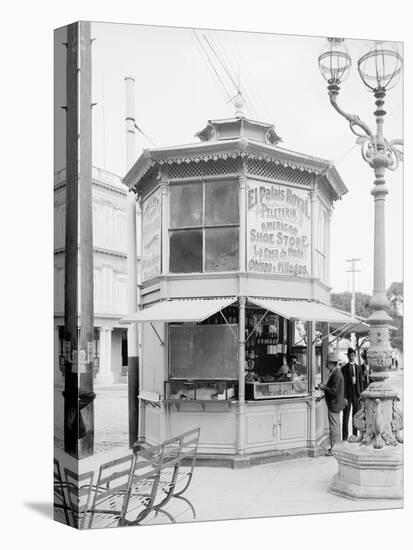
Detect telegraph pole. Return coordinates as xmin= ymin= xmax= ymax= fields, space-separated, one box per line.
xmin=64 ymin=21 xmax=95 ymax=458
xmin=346 ymin=258 xmax=361 ymax=348
xmin=125 ymin=77 xmax=140 ymax=447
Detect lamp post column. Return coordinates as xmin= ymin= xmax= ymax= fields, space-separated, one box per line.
xmin=367 ymin=90 xmax=393 ymax=377
xmin=318 ymin=38 xmax=404 ymax=499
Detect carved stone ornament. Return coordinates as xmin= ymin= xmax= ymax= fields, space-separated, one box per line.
xmin=348 ymin=395 xmax=403 ymax=449
xmin=367 ymin=348 xmax=392 ymax=370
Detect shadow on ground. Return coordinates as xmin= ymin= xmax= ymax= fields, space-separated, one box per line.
xmin=24 ymin=502 xmax=53 ymax=519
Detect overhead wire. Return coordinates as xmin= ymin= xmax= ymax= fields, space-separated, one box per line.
xmin=202 ymin=33 xmax=239 ymax=92
xmin=207 ymin=30 xmax=261 ymax=120
xmin=192 ymin=29 xmax=233 ymax=105
xmin=211 ymin=30 xmax=265 ymax=121
xmin=134 ymin=123 xmax=157 ymax=148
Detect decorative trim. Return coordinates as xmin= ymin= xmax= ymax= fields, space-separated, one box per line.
xmin=124 ymin=138 xmax=347 ymax=204
xmin=54 ymin=246 xmax=131 ymax=260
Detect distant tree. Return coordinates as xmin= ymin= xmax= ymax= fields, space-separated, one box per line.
xmin=390 ymin=315 xmax=403 ymax=351
xmin=331 ymin=285 xmax=403 ymax=351
xmin=387 ymin=282 xmax=403 ymax=351
xmin=331 ymin=291 xmax=372 ymax=319
xmin=387 ymin=281 xmax=403 ymax=299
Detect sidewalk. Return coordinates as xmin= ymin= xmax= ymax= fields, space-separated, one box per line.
xmin=142 ymin=455 xmax=403 ymax=525
xmin=55 ymin=445 xmax=402 ymax=528
xmin=54 ymin=370 xmax=404 ymax=526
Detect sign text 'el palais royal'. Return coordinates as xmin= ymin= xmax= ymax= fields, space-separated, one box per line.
xmin=247 ymin=181 xmax=310 ymax=277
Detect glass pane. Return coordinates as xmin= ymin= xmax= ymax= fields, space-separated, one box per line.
xmin=205 ymin=227 xmax=239 ymax=271
xmin=205 ymin=180 xmax=239 ymax=225
xmin=170 ymin=183 xmax=203 ymax=228
xmin=169 ymin=229 xmax=202 ymax=273
xmin=169 ymin=324 xmax=238 ymax=380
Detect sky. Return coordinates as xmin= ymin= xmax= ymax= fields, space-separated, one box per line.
xmin=56 ymin=22 xmax=403 ymax=295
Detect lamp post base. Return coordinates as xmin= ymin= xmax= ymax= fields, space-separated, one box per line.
xmin=329 ymin=441 xmax=403 ymax=500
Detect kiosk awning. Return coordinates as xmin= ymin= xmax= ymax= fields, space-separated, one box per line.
xmin=119 ymin=297 xmax=237 ymax=324
xmin=248 ymin=298 xmax=354 ymax=324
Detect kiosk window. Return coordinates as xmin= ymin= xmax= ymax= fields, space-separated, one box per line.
xmin=205 ymin=180 xmax=239 ymax=225
xmin=169 ymin=324 xmax=238 ymax=379
xmin=170 ymin=229 xmax=202 ymax=273
xmin=205 ymin=227 xmax=239 ymax=271
xmin=169 ymin=180 xmax=239 ymax=274
xmin=170 ymin=183 xmax=203 ymax=228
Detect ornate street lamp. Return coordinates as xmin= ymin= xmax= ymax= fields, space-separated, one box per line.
xmin=318 ymin=38 xmax=403 ymax=499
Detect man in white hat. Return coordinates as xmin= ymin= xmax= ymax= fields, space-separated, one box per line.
xmin=318 ymin=353 xmax=346 ymax=455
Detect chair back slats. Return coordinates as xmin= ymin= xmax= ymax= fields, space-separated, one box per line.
xmin=55 ymin=427 xmax=201 ymax=529
xmin=119 ymin=442 xmax=167 ymax=526
xmin=95 ymin=454 xmax=134 ymax=489
xmin=54 ymin=459 xmax=71 ymax=525
xmin=64 ymin=468 xmax=95 ymax=529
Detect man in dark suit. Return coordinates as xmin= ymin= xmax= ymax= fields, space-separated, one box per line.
xmin=341 ymin=347 xmax=363 ymax=441
xmin=318 ymin=353 xmax=346 ymax=455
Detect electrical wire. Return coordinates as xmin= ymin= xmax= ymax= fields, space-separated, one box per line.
xmin=207 ymin=30 xmax=261 ymax=120
xmin=134 ymin=123 xmax=157 ymax=148
xmin=192 ymin=29 xmax=233 ymax=103
xmin=203 ymin=33 xmax=239 ymax=92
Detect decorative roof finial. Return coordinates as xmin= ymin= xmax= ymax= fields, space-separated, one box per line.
xmin=232 ymin=66 xmax=246 ymax=117
xmin=232 ymin=91 xmax=246 ymax=118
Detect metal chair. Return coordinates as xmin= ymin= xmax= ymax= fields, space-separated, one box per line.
xmin=88 ymin=442 xmax=170 ymax=528
xmin=121 ymin=434 xmax=183 ymax=525
xmin=63 ymin=468 xmax=95 ymax=529
xmin=53 ymin=459 xmax=71 ymax=526
xmin=86 ymin=453 xmax=136 ymax=528
xmin=169 ymin=428 xmax=201 ymax=519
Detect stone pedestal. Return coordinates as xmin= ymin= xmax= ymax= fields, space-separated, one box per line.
xmin=330 ymin=441 xmax=403 ymax=499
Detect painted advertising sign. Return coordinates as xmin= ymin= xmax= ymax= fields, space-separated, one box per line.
xmin=142 ymin=188 xmax=161 ymax=281
xmin=247 ymin=181 xmax=311 ymax=277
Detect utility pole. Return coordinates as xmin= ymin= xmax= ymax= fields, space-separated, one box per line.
xmin=125 ymin=77 xmax=140 ymax=447
xmin=64 ymin=21 xmax=95 ymax=458
xmin=346 ymin=258 xmax=361 ymax=348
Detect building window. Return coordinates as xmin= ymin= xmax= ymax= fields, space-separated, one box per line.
xmin=169 ymin=180 xmax=239 ymax=273
xmin=169 ymin=229 xmax=203 ymax=273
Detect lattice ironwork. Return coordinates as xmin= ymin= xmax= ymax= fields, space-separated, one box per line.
xmin=247 ymin=158 xmax=313 ymax=187
xmin=246 ymin=414 xmax=275 ymax=444
xmin=279 ymin=410 xmax=306 ymax=440
xmin=170 ymin=413 xmax=236 ymax=444
xmin=168 ymin=158 xmax=240 ymax=179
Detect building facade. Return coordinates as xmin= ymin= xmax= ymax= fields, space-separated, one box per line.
xmin=54 ymin=166 xmax=141 ymax=388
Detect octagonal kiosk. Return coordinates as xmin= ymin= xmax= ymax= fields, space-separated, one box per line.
xmin=121 ymin=115 xmax=352 ymax=467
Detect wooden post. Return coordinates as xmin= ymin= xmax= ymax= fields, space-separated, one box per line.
xmin=125 ymin=76 xmax=140 ymax=447
xmin=310 ymin=187 xmax=317 ymax=279
xmin=239 ymin=161 xmax=247 ymax=272
xmin=321 ymin=322 xmax=329 ymax=383
xmin=237 ymin=296 xmax=246 ymax=455
xmin=64 ymin=22 xmax=79 ymax=457
xmin=307 ymin=321 xmax=316 ymax=448
xmin=78 ymin=20 xmax=94 ymax=458
xmin=64 ymin=21 xmax=95 ymax=458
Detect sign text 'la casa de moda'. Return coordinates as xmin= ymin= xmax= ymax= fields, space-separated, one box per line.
xmin=247 ymin=182 xmax=310 ymax=276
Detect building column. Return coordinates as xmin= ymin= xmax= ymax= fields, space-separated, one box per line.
xmin=307 ymin=321 xmax=317 ymax=449
xmin=239 ymin=160 xmax=247 ymax=272
xmin=310 ymin=188 xmax=317 ymax=280
xmin=326 ymin=207 xmax=332 ymax=286
xmin=236 ymin=296 xmax=246 ymax=456
xmin=96 ymin=327 xmax=114 ymax=386
xmin=160 ymin=175 xmax=169 ymax=278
